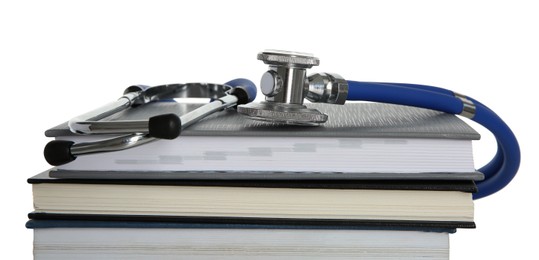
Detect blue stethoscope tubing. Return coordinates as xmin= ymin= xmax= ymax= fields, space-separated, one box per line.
xmin=347 ymin=81 xmax=520 ymax=199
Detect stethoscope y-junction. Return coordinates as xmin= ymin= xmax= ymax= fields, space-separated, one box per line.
xmin=44 ymin=50 xmax=520 ymax=199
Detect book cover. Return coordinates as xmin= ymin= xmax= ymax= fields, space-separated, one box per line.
xmin=46 ymin=102 xmax=480 ymax=139
xmin=46 ymin=103 xmax=483 ymax=180
xmin=28 ymin=171 xmax=476 ymax=229
xmin=30 ymin=170 xmax=478 ymax=192
xmin=28 ymin=213 xmax=474 ymax=230
xmin=29 ymin=220 xmax=451 ymax=259
xmin=26 ymin=219 xmax=457 ymax=233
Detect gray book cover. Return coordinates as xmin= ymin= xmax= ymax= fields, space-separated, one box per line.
xmin=46 ymin=102 xmax=483 ymax=180
xmin=47 ymin=102 xmax=480 ymax=140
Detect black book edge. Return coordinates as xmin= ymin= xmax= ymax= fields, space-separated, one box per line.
xmin=29 ymin=170 xmax=478 ymax=193
xmin=25 ymin=219 xmax=456 ymax=234
xmin=28 ymin=212 xmax=474 ymax=232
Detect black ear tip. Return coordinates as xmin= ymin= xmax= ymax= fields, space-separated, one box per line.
xmin=148 ymin=114 xmax=182 ymax=139
xmin=44 ymin=140 xmax=76 ymax=166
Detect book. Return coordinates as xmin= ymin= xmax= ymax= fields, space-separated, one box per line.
xmin=34 ymin=102 xmax=477 ymax=259
xmin=46 ymin=102 xmax=482 ymax=180
xmin=28 ymin=170 xmax=476 ymax=229
xmin=27 ymin=219 xmax=451 ymax=260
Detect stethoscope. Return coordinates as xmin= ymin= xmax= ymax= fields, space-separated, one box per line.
xmin=43 ymin=50 xmax=520 ymax=200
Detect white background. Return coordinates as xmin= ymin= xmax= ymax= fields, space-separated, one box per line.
xmin=1 ymin=0 xmax=537 ymax=259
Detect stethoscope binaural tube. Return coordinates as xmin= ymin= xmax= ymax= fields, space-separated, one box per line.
xmin=43 ymin=78 xmax=257 ymax=166
xmin=346 ymin=81 xmax=520 ymax=199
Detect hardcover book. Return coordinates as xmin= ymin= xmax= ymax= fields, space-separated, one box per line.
xmin=46 ymin=102 xmax=482 ymax=180
xmin=28 ymin=171 xmax=476 ymax=229
xmin=27 ymin=219 xmax=451 ymax=260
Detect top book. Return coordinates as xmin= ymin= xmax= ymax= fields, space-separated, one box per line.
xmin=46 ymin=102 xmax=482 ymax=180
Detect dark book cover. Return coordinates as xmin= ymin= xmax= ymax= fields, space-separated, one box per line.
xmin=29 ymin=170 xmax=478 ymax=192
xmin=28 ymin=213 xmax=472 ymax=232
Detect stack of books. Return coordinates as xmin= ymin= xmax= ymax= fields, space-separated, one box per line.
xmin=27 ymin=102 xmax=481 ymax=259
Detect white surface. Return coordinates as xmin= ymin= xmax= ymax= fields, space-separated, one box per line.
xmin=59 ymin=136 xmax=474 ymax=173
xmin=34 ymin=229 xmax=449 ymax=259
xmin=33 ymin=184 xmax=473 ymax=221
xmin=1 ymin=0 xmax=537 ymax=259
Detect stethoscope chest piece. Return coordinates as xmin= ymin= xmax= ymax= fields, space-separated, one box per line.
xmin=237 ymin=50 xmax=348 ymax=126
xmin=237 ymin=101 xmax=328 ymax=126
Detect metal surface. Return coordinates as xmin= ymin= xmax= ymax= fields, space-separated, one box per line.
xmin=74 ymin=120 xmax=150 ymax=134
xmin=68 ymin=98 xmax=134 ymax=134
xmin=180 ymin=95 xmax=238 ymax=128
xmin=260 ymin=70 xmax=282 ymax=97
xmin=454 ymin=92 xmax=476 ymax=119
xmin=257 ymin=50 xmax=320 ymax=68
xmin=71 ymin=133 xmax=153 ymax=156
xmin=257 ymin=50 xmax=318 ymax=105
xmin=69 ymin=95 xmax=240 ymax=157
xmin=68 ymin=83 xmax=233 ymax=135
xmin=238 ymin=50 xmax=329 ymax=125
xmin=307 ymin=73 xmax=349 ymax=105
xmin=237 ymin=101 xmax=327 ymax=126
xmin=263 ymin=66 xmax=308 ymax=104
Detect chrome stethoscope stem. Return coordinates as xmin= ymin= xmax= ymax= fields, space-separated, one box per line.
xmin=69 ymin=94 xmax=239 ymax=157
xmin=44 ymin=80 xmax=256 ymax=166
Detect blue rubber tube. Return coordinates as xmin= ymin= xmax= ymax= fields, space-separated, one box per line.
xmin=467 ymin=99 xmax=520 ymax=199
xmin=378 ymin=83 xmax=518 ymax=197
xmin=347 ymin=81 xmax=520 ymax=199
xmin=346 ymin=81 xmax=463 ymax=114
xmin=372 ymin=82 xmax=506 ymax=180
xmin=376 ymin=82 xmax=456 ymax=97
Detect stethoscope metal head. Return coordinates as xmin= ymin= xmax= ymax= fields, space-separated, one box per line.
xmin=237 ymin=50 xmax=348 ymax=126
